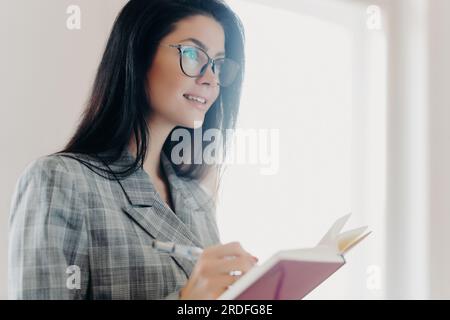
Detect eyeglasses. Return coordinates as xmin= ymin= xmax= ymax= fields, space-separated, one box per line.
xmin=161 ymin=44 xmax=240 ymax=87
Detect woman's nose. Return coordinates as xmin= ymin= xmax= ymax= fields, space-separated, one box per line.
xmin=196 ymin=63 xmax=220 ymax=87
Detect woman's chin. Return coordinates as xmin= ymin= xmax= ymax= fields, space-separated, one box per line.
xmin=179 ymin=117 xmax=205 ymax=129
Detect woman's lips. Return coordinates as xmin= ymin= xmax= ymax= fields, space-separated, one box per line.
xmin=183 ymin=93 xmax=208 ymax=104
xmin=183 ymin=95 xmax=209 ymax=112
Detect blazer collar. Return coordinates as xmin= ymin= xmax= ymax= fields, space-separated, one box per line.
xmin=111 ymin=148 xmax=202 ymax=211
xmin=112 ymin=148 xmax=204 ymax=277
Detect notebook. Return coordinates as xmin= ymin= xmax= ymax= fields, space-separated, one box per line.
xmin=217 ymin=213 xmax=371 ymax=300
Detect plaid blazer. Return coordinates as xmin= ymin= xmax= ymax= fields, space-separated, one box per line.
xmin=8 ymin=148 xmax=221 ymax=299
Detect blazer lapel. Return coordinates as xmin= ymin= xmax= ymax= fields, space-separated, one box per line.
xmin=114 ymin=148 xmax=203 ymax=277
xmin=122 ymin=203 xmax=199 ymax=278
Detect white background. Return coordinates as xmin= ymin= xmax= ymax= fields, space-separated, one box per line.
xmin=1 ymin=0 xmax=449 ymax=299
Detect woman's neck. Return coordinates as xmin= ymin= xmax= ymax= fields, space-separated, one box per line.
xmin=129 ymin=115 xmax=175 ymax=180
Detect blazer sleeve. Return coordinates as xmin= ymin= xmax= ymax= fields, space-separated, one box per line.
xmin=8 ymin=156 xmax=90 ymax=299
xmin=163 ymin=290 xmax=182 ymax=300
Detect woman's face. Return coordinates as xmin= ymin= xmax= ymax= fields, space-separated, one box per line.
xmin=146 ymin=15 xmax=225 ymax=129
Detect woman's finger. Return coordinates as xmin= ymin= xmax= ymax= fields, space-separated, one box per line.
xmin=203 ymin=241 xmax=252 ymax=259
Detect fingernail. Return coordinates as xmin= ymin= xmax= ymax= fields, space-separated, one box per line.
xmin=252 ymin=256 xmax=259 ymax=262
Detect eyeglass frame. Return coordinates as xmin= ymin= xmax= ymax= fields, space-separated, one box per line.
xmin=160 ymin=43 xmax=240 ymax=87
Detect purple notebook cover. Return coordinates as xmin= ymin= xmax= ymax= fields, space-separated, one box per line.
xmin=235 ymin=259 xmax=345 ymax=300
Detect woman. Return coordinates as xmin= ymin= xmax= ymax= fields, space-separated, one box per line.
xmin=8 ymin=0 xmax=257 ymax=300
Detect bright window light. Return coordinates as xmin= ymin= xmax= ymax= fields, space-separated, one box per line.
xmin=217 ymin=0 xmax=387 ymax=299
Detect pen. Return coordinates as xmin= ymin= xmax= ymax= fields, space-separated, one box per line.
xmin=151 ymin=239 xmax=203 ymax=261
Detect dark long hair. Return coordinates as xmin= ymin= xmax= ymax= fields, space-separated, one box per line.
xmin=56 ymin=0 xmax=245 ymax=183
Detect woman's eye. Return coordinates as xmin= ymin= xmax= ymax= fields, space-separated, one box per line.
xmin=183 ymin=48 xmax=199 ymax=61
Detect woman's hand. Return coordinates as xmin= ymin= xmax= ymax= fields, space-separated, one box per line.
xmin=179 ymin=241 xmax=258 ymax=300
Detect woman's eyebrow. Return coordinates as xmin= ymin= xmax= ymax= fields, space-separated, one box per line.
xmin=179 ymin=37 xmax=225 ymax=57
